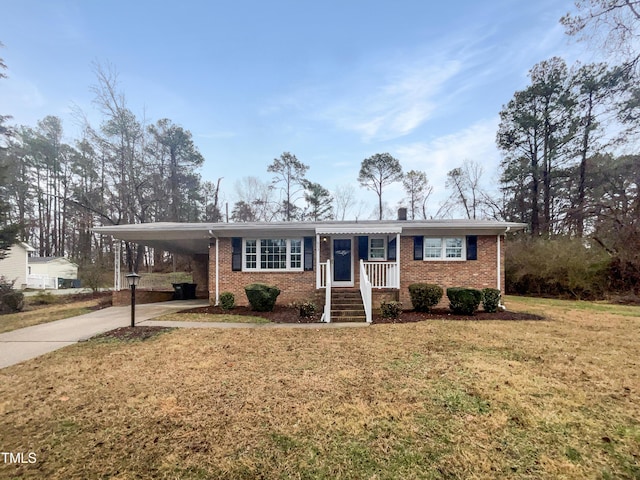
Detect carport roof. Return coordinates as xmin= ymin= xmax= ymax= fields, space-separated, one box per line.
xmin=93 ymin=220 xmax=527 ymax=255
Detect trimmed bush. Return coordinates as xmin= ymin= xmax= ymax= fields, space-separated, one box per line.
xmin=482 ymin=288 xmax=501 ymax=313
xmin=447 ymin=287 xmax=482 ymax=315
xmin=219 ymin=292 xmax=235 ymax=310
xmin=380 ymin=300 xmax=402 ymax=319
xmin=244 ymin=283 xmax=280 ymax=312
xmin=408 ymin=283 xmax=443 ymax=312
xmin=298 ymin=301 xmax=316 ymax=318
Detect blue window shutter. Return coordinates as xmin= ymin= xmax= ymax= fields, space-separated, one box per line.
xmin=413 ymin=236 xmax=423 ymax=260
xmin=231 ymin=237 xmax=242 ymax=271
xmin=388 ymin=237 xmax=397 ymax=261
xmin=358 ymin=236 xmax=369 ymax=260
xmin=303 ymin=237 xmax=313 ymax=271
xmin=466 ymin=236 xmax=478 ymax=261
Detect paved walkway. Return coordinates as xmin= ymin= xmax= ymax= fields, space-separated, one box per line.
xmin=0 ymin=301 xmax=369 ymax=369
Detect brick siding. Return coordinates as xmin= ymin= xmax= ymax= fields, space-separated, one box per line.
xmin=209 ymin=235 xmax=504 ymax=308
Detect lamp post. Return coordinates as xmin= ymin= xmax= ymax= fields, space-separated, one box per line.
xmin=125 ymin=272 xmax=140 ymax=328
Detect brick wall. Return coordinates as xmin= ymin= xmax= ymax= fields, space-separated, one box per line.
xmin=398 ymin=235 xmax=502 ymax=306
xmin=191 ymin=254 xmax=209 ymax=297
xmin=112 ymin=289 xmax=174 ymax=306
xmin=209 ymin=235 xmax=504 ymax=308
xmin=209 ymin=238 xmax=318 ymax=306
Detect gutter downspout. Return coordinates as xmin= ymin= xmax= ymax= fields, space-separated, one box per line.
xmin=209 ymin=230 xmax=220 ymax=306
xmin=498 ymin=226 xmax=511 ymax=311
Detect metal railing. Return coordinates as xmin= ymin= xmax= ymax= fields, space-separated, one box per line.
xmin=362 ymin=261 xmax=399 ymax=288
xmin=359 ymin=260 xmax=372 ymax=323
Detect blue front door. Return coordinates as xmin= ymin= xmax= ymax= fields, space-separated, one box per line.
xmin=333 ymin=238 xmax=352 ymax=283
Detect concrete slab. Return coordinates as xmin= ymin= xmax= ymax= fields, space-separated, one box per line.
xmin=0 ymin=300 xmax=368 ymax=370
xmin=0 ymin=299 xmax=207 ymax=369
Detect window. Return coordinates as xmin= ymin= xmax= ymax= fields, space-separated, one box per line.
xmin=424 ymin=238 xmax=442 ymax=258
xmin=369 ymin=237 xmax=386 ymax=260
xmin=243 ymin=238 xmax=303 ymax=271
xmin=423 ymin=237 xmax=465 ymax=260
xmin=445 ymin=238 xmax=463 ymax=258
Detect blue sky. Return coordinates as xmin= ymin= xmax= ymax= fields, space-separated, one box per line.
xmin=1 ymin=0 xmax=591 ymax=218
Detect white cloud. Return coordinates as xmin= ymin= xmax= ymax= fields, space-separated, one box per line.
xmin=392 ymin=117 xmax=502 ymax=211
xmin=324 ymin=60 xmax=462 ymax=142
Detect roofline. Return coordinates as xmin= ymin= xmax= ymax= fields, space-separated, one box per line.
xmin=93 ymin=220 xmax=527 ymax=236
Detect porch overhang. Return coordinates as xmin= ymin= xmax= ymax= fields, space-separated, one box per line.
xmin=315 ymin=225 xmax=402 ymax=235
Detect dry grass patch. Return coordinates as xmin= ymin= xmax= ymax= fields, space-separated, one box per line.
xmin=154 ymin=312 xmax=270 ymax=324
xmin=0 ymin=295 xmax=111 ymax=334
xmin=0 ymin=297 xmax=638 ymax=479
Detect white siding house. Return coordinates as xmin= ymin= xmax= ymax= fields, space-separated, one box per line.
xmin=0 ymin=243 xmax=36 ymax=289
xmin=28 ymin=257 xmax=79 ymax=280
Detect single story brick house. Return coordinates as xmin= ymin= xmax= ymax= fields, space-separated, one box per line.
xmin=95 ymin=218 xmax=526 ymax=322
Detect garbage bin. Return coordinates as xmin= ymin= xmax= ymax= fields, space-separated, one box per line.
xmin=172 ymin=283 xmax=185 ymax=300
xmin=184 ymin=283 xmax=197 ymax=299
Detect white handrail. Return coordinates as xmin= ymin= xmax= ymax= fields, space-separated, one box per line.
xmin=359 ymin=260 xmax=372 ymax=323
xmin=323 ymin=260 xmax=331 ymax=323
xmin=362 ymin=261 xmax=399 ymax=288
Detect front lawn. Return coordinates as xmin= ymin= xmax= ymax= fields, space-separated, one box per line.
xmin=0 ymin=293 xmax=111 ymax=334
xmin=0 ymin=297 xmax=638 ymax=479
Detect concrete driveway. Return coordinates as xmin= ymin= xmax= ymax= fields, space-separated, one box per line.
xmin=0 ymin=300 xmax=207 ymax=369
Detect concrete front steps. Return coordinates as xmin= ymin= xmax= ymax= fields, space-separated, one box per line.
xmin=330 ymin=289 xmax=367 ymax=322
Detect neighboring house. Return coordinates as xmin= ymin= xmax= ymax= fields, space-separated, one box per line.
xmin=95 ymin=216 xmax=526 ymax=322
xmin=28 ymin=257 xmax=79 ymax=280
xmin=0 ymin=242 xmax=36 ymax=289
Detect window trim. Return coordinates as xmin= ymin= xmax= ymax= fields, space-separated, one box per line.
xmin=368 ymin=237 xmax=387 ymax=261
xmin=242 ymin=238 xmax=304 ymax=272
xmin=422 ymin=236 xmax=466 ymax=261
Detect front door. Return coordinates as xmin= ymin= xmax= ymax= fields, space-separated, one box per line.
xmin=333 ymin=238 xmax=353 ymax=285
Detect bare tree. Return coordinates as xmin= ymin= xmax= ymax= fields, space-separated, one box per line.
xmin=402 ymin=170 xmax=432 ymax=219
xmin=267 ymin=152 xmax=309 ymax=221
xmin=562 ymin=0 xmax=640 ymax=72
xmin=358 ymin=153 xmax=403 ymax=220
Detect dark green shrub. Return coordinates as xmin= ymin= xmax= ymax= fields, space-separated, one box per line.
xmin=298 ymin=301 xmax=316 ymax=318
xmin=1 ymin=291 xmax=25 ymax=313
xmin=447 ymin=287 xmax=482 ymax=315
xmin=219 ymin=292 xmax=235 ymax=310
xmin=244 ymin=283 xmax=280 ymax=312
xmin=380 ymin=300 xmax=402 ymax=319
xmin=482 ymin=288 xmax=501 ymax=313
xmin=408 ymin=283 xmax=443 ymax=312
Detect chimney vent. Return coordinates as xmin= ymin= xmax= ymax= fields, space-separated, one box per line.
xmin=397 ymin=207 xmax=407 ymax=221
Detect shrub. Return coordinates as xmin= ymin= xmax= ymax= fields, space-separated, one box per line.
xmin=30 ymin=291 xmax=58 ymax=305
xmin=219 ymin=292 xmax=235 ymax=310
xmin=298 ymin=301 xmax=316 ymax=318
xmin=244 ymin=283 xmax=280 ymax=312
xmin=1 ymin=291 xmax=24 ymax=313
xmin=408 ymin=283 xmax=443 ymax=312
xmin=447 ymin=287 xmax=482 ymax=315
xmin=506 ymin=237 xmax=609 ymax=299
xmin=482 ymin=288 xmax=501 ymax=313
xmin=380 ymin=300 xmax=402 ymax=319
xmin=0 ymin=276 xmax=24 ymax=314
